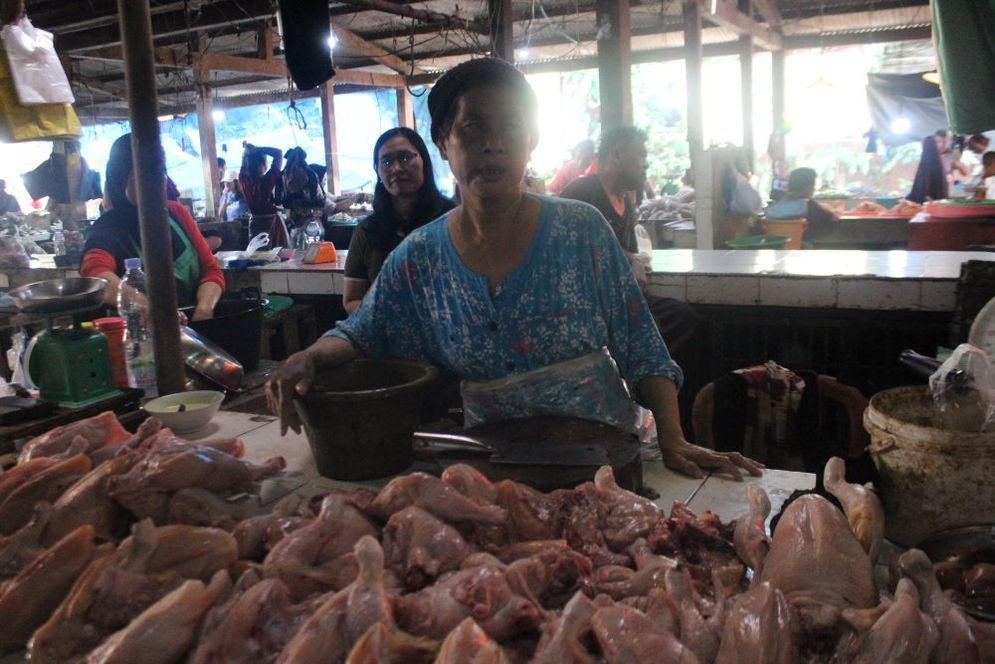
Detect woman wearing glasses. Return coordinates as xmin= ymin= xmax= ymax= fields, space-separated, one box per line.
xmin=343 ymin=127 xmax=454 ymax=313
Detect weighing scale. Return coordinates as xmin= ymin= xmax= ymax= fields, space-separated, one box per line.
xmin=9 ymin=278 xmax=122 ymax=409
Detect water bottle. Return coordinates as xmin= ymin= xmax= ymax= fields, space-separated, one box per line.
xmin=117 ymin=258 xmax=157 ymax=398
xmin=304 ymin=218 xmax=323 ymax=245
xmin=52 ymin=230 xmax=66 ymax=256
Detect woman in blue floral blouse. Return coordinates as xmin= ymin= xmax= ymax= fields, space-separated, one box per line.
xmin=267 ymin=58 xmax=761 ymax=481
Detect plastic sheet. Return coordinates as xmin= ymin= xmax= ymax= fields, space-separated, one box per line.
xmin=1 ymin=18 xmax=74 ymax=105
xmin=461 ymin=347 xmax=639 ymax=433
xmin=929 ymin=343 xmax=995 ymax=431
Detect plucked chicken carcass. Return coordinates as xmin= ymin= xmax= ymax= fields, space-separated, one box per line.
xmin=0 ymin=525 xmax=98 ymax=653
xmin=844 ymin=578 xmax=937 ymax=664
xmin=368 ymin=472 xmax=507 ymax=526
xmin=531 ymin=591 xmax=597 ymax=664
xmin=590 ymin=600 xmax=700 ymax=664
xmin=0 ymin=501 xmax=51 ymax=578
xmin=592 ymin=466 xmax=663 ymax=551
xmin=263 ymin=493 xmax=379 ymax=599
xmin=18 ymin=411 xmax=132 ymax=463
xmin=382 ymin=505 xmax=469 ymax=590
xmin=0 ymin=457 xmax=59 ymax=505
xmin=715 ymin=581 xmax=793 ymax=664
xmin=432 ymin=618 xmax=510 ymax=664
xmin=759 ymin=493 xmax=876 ymax=632
xmin=86 ymin=570 xmax=230 ymax=664
xmin=0 ymin=452 xmax=91 ymax=534
xmin=733 ymin=483 xmax=771 ymax=581
xmin=344 ymin=623 xmax=436 ymax=664
xmin=823 ymin=457 xmax=885 ymax=564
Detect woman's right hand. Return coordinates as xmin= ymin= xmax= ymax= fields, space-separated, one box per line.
xmin=266 ymin=349 xmax=318 ymax=435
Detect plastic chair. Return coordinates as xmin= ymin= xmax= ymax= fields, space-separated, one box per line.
xmin=691 ymin=372 xmax=870 ymax=465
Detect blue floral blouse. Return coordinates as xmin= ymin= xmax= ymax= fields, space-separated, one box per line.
xmin=327 ymin=194 xmax=682 ymax=396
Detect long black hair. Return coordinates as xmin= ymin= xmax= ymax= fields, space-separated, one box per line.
xmin=364 ymin=127 xmax=453 ymax=252
xmin=908 ymin=136 xmax=948 ymax=203
xmin=105 ymin=133 xmax=136 ymax=212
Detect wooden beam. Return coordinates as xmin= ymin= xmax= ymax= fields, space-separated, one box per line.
xmin=195 ymin=51 xmax=287 ymax=77
xmin=783 ymin=25 xmax=931 ymax=49
xmin=596 ymin=0 xmax=632 ymax=130
xmin=257 ymin=20 xmax=274 ymax=60
xmin=117 ymin=0 xmax=185 ymax=396
xmin=683 ymin=0 xmax=708 ymax=248
xmin=751 ymin=0 xmax=782 ymax=27
xmin=488 ymin=0 xmax=515 ymax=62
xmin=332 ymin=69 xmax=406 ymax=88
xmin=195 ymin=66 xmax=219 ymax=219
xmin=331 ymin=21 xmax=423 ymax=76
xmin=771 ymin=47 xmax=785 ymax=136
xmin=70 ymin=45 xmax=188 ymax=67
xmin=320 ymin=82 xmax=341 ymax=195
xmin=396 ymin=86 xmax=415 ymax=128
xmin=331 ymin=0 xmax=474 ymax=31
xmin=699 ymin=0 xmax=782 ymax=50
xmin=738 ymin=0 xmax=753 ymax=168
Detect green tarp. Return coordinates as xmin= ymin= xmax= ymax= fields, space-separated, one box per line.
xmin=933 ymin=0 xmax=995 ymax=133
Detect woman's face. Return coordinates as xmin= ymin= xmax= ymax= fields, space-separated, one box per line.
xmin=377 ymin=135 xmax=424 ymax=199
xmin=437 ymin=85 xmax=534 ymax=203
xmin=124 ymin=172 xmax=167 ymax=205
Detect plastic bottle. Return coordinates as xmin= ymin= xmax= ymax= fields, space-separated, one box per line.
xmin=304 ymin=218 xmax=323 ymax=245
xmin=52 ymin=230 xmax=66 ymax=256
xmin=117 ymin=258 xmax=157 ymax=398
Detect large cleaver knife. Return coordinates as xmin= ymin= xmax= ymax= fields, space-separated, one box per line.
xmin=413 ymin=431 xmax=609 ymax=466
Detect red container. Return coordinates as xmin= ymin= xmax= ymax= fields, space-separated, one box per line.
xmin=94 ymin=316 xmax=128 ymax=389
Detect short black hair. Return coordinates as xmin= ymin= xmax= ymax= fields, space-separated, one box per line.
xmin=935 ymin=129 xmax=949 ymax=138
xmin=598 ymin=126 xmax=647 ymax=161
xmin=983 ymin=151 xmax=995 ymax=168
xmin=787 ymin=167 xmax=817 ymax=194
xmin=217 ymin=157 xmax=226 ymax=168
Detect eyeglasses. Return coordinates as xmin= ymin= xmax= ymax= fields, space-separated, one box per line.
xmin=379 ymin=151 xmax=419 ymax=170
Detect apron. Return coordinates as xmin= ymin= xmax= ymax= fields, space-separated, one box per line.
xmin=131 ymin=215 xmax=201 ymax=307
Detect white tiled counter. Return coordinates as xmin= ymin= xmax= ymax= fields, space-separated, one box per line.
xmin=217 ymin=249 xmax=993 ymax=314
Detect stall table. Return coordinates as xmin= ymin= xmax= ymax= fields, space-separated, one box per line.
xmin=907 ymin=216 xmax=995 ymax=251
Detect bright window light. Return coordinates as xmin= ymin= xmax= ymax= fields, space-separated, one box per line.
xmin=327 ymin=32 xmax=337 ymax=50
xmin=212 ymin=109 xmax=225 ymax=122
xmin=890 ymin=116 xmax=912 ymax=135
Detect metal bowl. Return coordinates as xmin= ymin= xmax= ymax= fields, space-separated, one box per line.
xmin=8 ymin=277 xmax=107 ymax=315
xmin=180 ymin=326 xmax=244 ymax=392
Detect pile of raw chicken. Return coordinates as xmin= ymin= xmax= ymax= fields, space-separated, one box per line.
xmin=0 ymin=412 xmax=992 ymax=663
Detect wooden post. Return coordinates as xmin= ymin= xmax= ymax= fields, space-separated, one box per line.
xmin=320 ymin=81 xmax=340 ymax=194
xmin=683 ymin=0 xmax=704 ymax=182
xmin=488 ymin=0 xmax=514 ymax=62
xmin=596 ymin=0 xmax=632 ymax=130
xmin=772 ymin=48 xmax=785 ymax=136
xmin=257 ymin=20 xmax=273 ymax=60
xmin=396 ymin=87 xmax=415 ymax=129
xmin=195 ymin=65 xmax=219 ymax=219
xmin=117 ymin=0 xmax=185 ymax=396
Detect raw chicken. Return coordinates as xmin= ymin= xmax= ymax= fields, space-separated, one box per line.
xmin=344 ymin=623 xmax=436 ymax=664
xmin=0 ymin=501 xmax=51 ymax=578
xmin=0 ymin=525 xmax=97 ymax=652
xmin=393 ymin=563 xmax=544 ymax=641
xmin=560 ymin=486 xmax=630 ymax=567
xmin=715 ymin=581 xmax=793 ymax=664
xmin=593 ymin=466 xmax=663 ymax=551
xmin=504 ymin=546 xmax=593 ymax=609
xmin=897 ymin=549 xmax=953 ymax=625
xmin=191 ymin=578 xmax=329 ymax=664
xmin=136 ymin=428 xmax=246 ymax=458
xmin=935 ymin=607 xmax=982 ymax=664
xmin=433 ymin=618 xmax=510 ymax=664
xmin=264 ymin=493 xmax=379 ymax=599
xmin=0 ymin=452 xmax=92 ymax=534
xmin=276 ymin=537 xmax=392 ymax=663
xmin=88 ymin=416 xmax=163 ymax=465
xmin=733 ymin=483 xmax=771 ymax=580
xmin=368 ymin=472 xmax=506 ymax=526
xmin=86 ymin=570 xmax=230 ymax=664
xmin=18 ymin=411 xmax=131 ymax=463
xmin=496 ymin=480 xmax=566 ymax=542
xmin=442 ymin=464 xmax=498 ymax=504
xmin=109 ymin=446 xmax=284 ymax=522
xmin=382 ymin=506 xmax=469 ymax=590
xmin=622 ymin=587 xmax=680 ymax=635
xmin=114 ymin=522 xmax=238 ymax=582
xmin=759 ymin=494 xmax=876 ymax=631
xmin=590 ymin=602 xmax=700 ymax=664
xmin=850 ymin=578 xmax=937 ymax=664
xmin=532 ymin=591 xmax=597 ymax=664
xmin=167 ymin=487 xmax=265 ymax=530
xmin=0 ymin=456 xmax=58 ymax=505
xmin=44 ymin=450 xmax=142 ymax=544
xmin=232 ymin=494 xmax=309 ymax=560
xmin=666 ymin=565 xmax=723 ymax=663
xmin=823 ymin=457 xmax=885 ymax=563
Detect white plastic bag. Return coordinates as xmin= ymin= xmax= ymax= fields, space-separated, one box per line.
xmin=1 ymin=18 xmax=74 ymax=105
xmin=929 ymin=343 xmax=995 ymax=431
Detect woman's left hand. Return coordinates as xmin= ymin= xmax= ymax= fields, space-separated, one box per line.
xmin=191 ymin=305 xmax=214 ymax=322
xmin=659 ymin=437 xmax=764 ymax=481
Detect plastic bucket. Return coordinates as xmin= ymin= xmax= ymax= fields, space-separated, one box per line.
xmin=863 ymin=386 xmax=995 ymax=546
xmin=294 ymin=359 xmax=438 ymax=480
xmin=726 ymin=234 xmax=789 ymax=250
xmin=762 ymin=218 xmax=807 ymax=249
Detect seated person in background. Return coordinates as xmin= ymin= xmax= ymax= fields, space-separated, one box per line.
xmin=784 ymin=167 xmax=837 ymax=242
xmin=219 ymin=172 xmax=249 ymax=221
xmin=81 ymin=133 xmax=224 ymax=321
xmin=561 ymin=126 xmax=698 ymax=354
xmin=548 ymin=139 xmax=595 ymax=195
xmin=343 ymin=127 xmax=454 ymax=313
xmin=0 ymin=180 xmax=21 ymax=214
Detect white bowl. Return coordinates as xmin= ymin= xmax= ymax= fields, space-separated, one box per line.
xmin=144 ymin=390 xmax=224 ymax=434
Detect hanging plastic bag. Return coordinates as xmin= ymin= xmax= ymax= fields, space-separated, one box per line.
xmin=1 ymin=18 xmax=74 ymax=105
xmin=929 ymin=343 xmax=995 ymax=431
xmin=461 ymin=347 xmax=639 ymax=434
xmin=0 ymin=44 xmax=80 ymax=142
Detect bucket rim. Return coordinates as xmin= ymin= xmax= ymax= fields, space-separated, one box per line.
xmin=300 ymin=358 xmax=439 ymax=402
xmin=865 ymin=385 xmax=995 ymax=447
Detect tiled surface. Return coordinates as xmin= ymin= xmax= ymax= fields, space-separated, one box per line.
xmin=837 ymin=278 xmax=921 ymax=310
xmin=758 ymin=276 xmax=837 ymax=308
xmin=686 ymin=275 xmax=759 ymax=306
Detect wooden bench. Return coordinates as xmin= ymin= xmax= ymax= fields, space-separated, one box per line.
xmin=261 ymin=303 xmax=318 ymax=361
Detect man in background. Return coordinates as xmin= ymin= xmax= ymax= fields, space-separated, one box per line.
xmin=548 ymin=139 xmax=595 ymax=195
xmin=561 ymin=127 xmax=698 ymax=355
xmin=782 ymin=167 xmax=837 ymax=243
xmin=0 ymin=180 xmax=21 ymax=214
